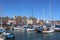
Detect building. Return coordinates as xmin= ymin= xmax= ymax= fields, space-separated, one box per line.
xmin=37 ymin=19 xmax=44 ymax=25
xmin=37 ymin=19 xmax=40 ymax=23
xmin=55 ymin=20 xmax=60 ymax=25
xmin=27 ymin=19 xmax=33 ymax=24
xmin=22 ymin=17 xmax=27 ymax=25
xmin=8 ymin=19 xmax=16 ymax=25
xmin=13 ymin=16 xmax=16 ymax=19
xmin=32 ymin=17 xmax=37 ymax=24
xmin=17 ymin=16 xmax=22 ymax=24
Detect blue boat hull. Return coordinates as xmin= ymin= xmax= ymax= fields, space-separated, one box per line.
xmin=36 ymin=27 xmax=43 ymax=33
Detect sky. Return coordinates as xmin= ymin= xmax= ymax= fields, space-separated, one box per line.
xmin=0 ymin=0 xmax=60 ymax=20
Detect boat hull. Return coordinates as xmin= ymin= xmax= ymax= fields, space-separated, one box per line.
xmin=55 ymin=25 xmax=60 ymax=32
xmin=42 ymin=30 xmax=54 ymax=33
xmin=55 ymin=28 xmax=60 ymax=32
xmin=26 ymin=28 xmax=35 ymax=31
xmin=13 ymin=27 xmax=21 ymax=30
xmin=36 ymin=29 xmax=42 ymax=33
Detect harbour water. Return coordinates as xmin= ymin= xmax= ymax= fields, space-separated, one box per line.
xmin=6 ymin=30 xmax=60 ymax=40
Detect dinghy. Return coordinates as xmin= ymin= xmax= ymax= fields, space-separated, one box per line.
xmin=3 ymin=32 xmax=14 ymax=39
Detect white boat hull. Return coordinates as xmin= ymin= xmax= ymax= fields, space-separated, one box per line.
xmin=2 ymin=32 xmax=11 ymax=36
xmin=26 ymin=28 xmax=35 ymax=31
xmin=0 ymin=38 xmax=4 ymax=40
xmin=13 ymin=27 xmax=21 ymax=30
xmin=0 ymin=35 xmax=5 ymax=40
xmin=21 ymin=28 xmax=26 ymax=31
xmin=55 ymin=28 xmax=60 ymax=31
xmin=42 ymin=30 xmax=54 ymax=33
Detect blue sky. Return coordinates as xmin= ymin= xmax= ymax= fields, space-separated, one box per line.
xmin=0 ymin=0 xmax=60 ymax=20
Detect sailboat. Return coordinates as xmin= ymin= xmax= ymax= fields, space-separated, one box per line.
xmin=26 ymin=9 xmax=35 ymax=31
xmin=42 ymin=25 xmax=55 ymax=33
xmin=0 ymin=6 xmax=15 ymax=39
xmin=0 ymin=6 xmax=6 ymax=34
xmin=36 ymin=8 xmax=45 ymax=32
xmin=42 ymin=4 xmax=55 ymax=33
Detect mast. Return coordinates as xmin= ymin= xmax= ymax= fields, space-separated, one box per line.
xmin=49 ymin=3 xmax=52 ymax=26
xmin=32 ymin=9 xmax=33 ymax=18
xmin=0 ymin=6 xmax=3 ymax=29
xmin=41 ymin=8 xmax=45 ymax=20
xmin=32 ymin=8 xmax=33 ymax=25
xmin=43 ymin=8 xmax=45 ymax=21
xmin=41 ymin=8 xmax=45 ymax=25
xmin=49 ymin=1 xmax=55 ymax=29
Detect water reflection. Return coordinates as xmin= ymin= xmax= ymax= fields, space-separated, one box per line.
xmin=42 ymin=33 xmax=55 ymax=40
xmin=6 ymin=30 xmax=60 ymax=40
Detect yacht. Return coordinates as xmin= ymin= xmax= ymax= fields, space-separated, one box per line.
xmin=13 ymin=27 xmax=21 ymax=30
xmin=26 ymin=27 xmax=35 ymax=31
xmin=26 ymin=24 xmax=40 ymax=31
xmin=36 ymin=25 xmax=44 ymax=32
xmin=42 ymin=4 xmax=55 ymax=33
xmin=42 ymin=25 xmax=55 ymax=33
xmin=55 ymin=25 xmax=60 ymax=31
